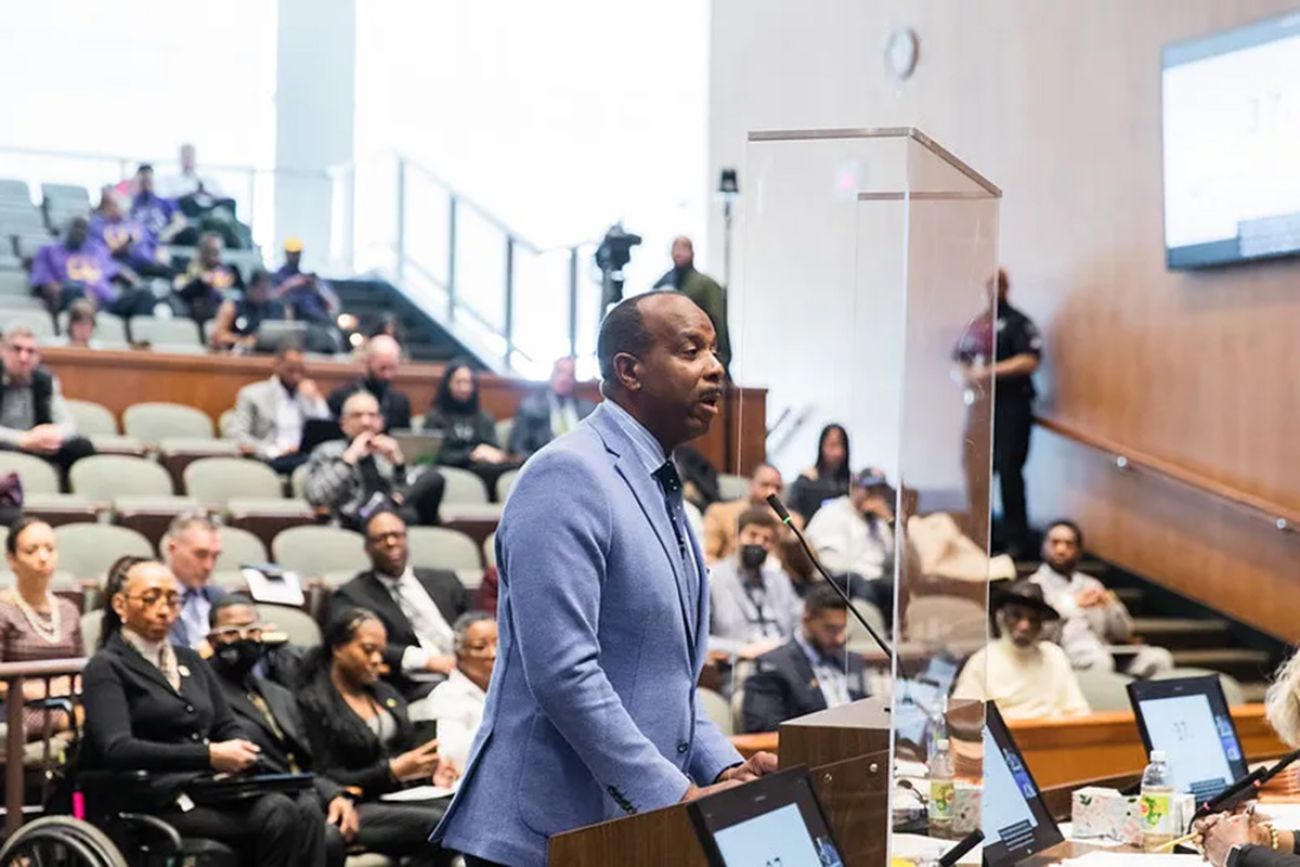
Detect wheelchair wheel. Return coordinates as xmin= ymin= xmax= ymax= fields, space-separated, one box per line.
xmin=0 ymin=816 xmax=129 ymax=867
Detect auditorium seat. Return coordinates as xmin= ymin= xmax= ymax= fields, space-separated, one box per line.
xmin=0 ymin=179 xmax=31 ymax=203
xmin=183 ymin=456 xmax=281 ymax=509
xmin=344 ymin=854 xmax=396 ymax=867
xmin=1 ymin=296 xmax=50 ymax=313
xmin=112 ymin=495 xmax=202 ymax=547
xmin=290 ymin=463 xmax=308 ymax=498
xmin=1075 ymin=668 xmax=1135 ymax=712
xmin=159 ymin=438 xmax=242 ymax=489
xmin=227 ymin=498 xmax=316 ymax=550
xmin=439 ymin=466 xmax=490 ymax=505
xmin=65 ymin=399 xmax=119 ymax=436
xmin=903 ymin=595 xmax=988 ymax=654
xmin=57 ymin=311 xmax=129 ymax=346
xmin=482 ymin=531 xmax=496 ymax=568
xmin=494 ymin=468 xmax=520 ymax=501
xmin=455 ymin=568 xmax=485 ymax=590
xmin=1154 ymin=667 xmax=1245 ymax=706
xmin=256 ymin=603 xmax=322 ymax=647
xmin=122 ymin=401 xmax=214 ymax=443
xmin=716 ymin=473 xmax=748 ymax=502
xmin=55 ymin=523 xmax=153 ymax=580
xmin=22 ymin=493 xmax=98 ymax=527
xmin=407 ymin=526 xmax=481 ymax=572
xmin=85 ymin=433 xmax=148 ymax=457
xmin=0 ymin=451 xmax=61 ymax=494
xmin=0 ymin=452 xmax=98 ymax=523
xmin=217 ymin=408 xmax=238 ymax=439
xmin=213 ymin=525 xmax=270 ymax=572
xmin=494 ymin=417 xmax=514 ymax=450
xmin=271 ymin=525 xmax=368 ymax=579
xmin=0 ymin=271 xmax=29 ymax=297
xmin=14 ymin=234 xmax=52 ymax=261
xmin=127 ymin=316 xmax=204 ymax=349
xmin=845 ymin=599 xmax=889 ymax=656
xmin=2 ymin=310 xmax=55 ymax=338
xmin=696 ymin=687 xmax=733 ymax=736
xmin=80 ymin=609 xmax=103 ymax=649
xmin=71 ymin=454 xmax=175 ymax=501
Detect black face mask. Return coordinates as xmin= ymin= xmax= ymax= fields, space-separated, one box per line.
xmin=214 ymin=638 xmax=264 ymax=679
xmin=739 ymin=544 xmax=767 ymax=571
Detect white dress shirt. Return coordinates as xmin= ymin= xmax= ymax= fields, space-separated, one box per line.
xmin=803 ymin=495 xmax=893 ymax=580
xmin=374 ymin=567 xmax=456 ymax=673
xmin=423 ymin=667 xmax=487 ymax=773
xmin=1029 ymin=563 xmax=1133 ymax=672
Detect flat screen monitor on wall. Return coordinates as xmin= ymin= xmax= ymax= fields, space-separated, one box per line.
xmin=1162 ymin=12 xmax=1300 ymax=269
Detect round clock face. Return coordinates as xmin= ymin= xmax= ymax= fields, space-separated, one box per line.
xmin=887 ymin=27 xmax=919 ymax=80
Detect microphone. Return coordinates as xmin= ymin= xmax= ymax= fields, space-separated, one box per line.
xmin=938 ymin=828 xmax=984 ymax=867
xmin=1255 ymin=747 xmax=1300 ymax=787
xmin=1195 ymin=765 xmax=1268 ymax=818
xmin=767 ymin=493 xmax=894 ymax=661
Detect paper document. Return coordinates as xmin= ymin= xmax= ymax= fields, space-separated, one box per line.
xmin=379 ymin=784 xmax=456 ymax=802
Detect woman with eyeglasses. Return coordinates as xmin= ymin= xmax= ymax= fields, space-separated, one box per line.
xmin=0 ymin=516 xmax=83 ymax=738
xmin=298 ymin=607 xmax=458 ymax=866
xmin=78 ymin=556 xmax=326 ymax=866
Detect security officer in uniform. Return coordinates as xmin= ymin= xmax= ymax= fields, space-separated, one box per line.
xmin=954 ymin=267 xmax=1042 ymax=557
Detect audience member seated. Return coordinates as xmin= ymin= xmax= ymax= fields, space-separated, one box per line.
xmin=804 ymin=468 xmax=896 ymax=617
xmin=158 ymin=143 xmax=229 ymax=200
xmin=740 ymin=584 xmax=868 ymax=734
xmin=0 ymin=326 xmax=95 ymax=473
xmin=787 ymin=423 xmax=852 ymax=520
xmin=297 ymin=607 xmax=457 ymax=866
xmin=230 ymin=343 xmax=330 ymax=473
xmin=164 ymin=512 xmax=227 ymax=650
xmin=331 ymin=510 xmax=472 ymax=699
xmin=0 ymin=517 xmax=83 ymax=738
xmin=129 ymin=163 xmax=186 ymax=245
xmin=953 ymin=580 xmax=1090 ymax=720
xmin=1030 ymin=519 xmax=1174 ymax=678
xmin=506 ymin=356 xmax=596 ymax=459
xmin=80 ymin=555 xmax=325 ymax=866
xmin=424 ymin=360 xmax=519 ymax=501
xmin=208 ymin=269 xmax=289 ymax=352
xmin=652 ymin=236 xmax=732 ymax=372
xmin=702 ymin=461 xmax=799 ymax=564
xmin=29 ymin=217 xmax=155 ymax=317
xmin=417 ymin=611 xmax=497 ymax=774
xmin=327 ymin=335 xmax=411 ymax=431
xmin=64 ymin=299 xmax=102 ymax=349
xmin=273 ymin=237 xmax=340 ymax=326
xmin=708 ymin=508 xmax=803 ymax=659
xmin=89 ymin=188 xmax=173 ymax=278
xmin=305 ymin=392 xmax=445 ymax=530
xmin=172 ymin=231 xmax=243 ymax=322
xmin=206 ymin=594 xmax=354 ymax=867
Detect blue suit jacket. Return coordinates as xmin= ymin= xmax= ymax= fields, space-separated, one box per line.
xmin=435 ymin=402 xmax=741 ymax=866
xmin=167 ymin=584 xmax=227 ymax=649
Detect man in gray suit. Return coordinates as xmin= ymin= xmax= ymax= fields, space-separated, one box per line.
xmin=506 ymin=355 xmax=597 ymax=459
xmin=708 ymin=507 xmax=803 ymax=660
xmin=229 ymin=343 xmax=330 ymax=473
xmin=436 ymin=292 xmax=777 ymax=866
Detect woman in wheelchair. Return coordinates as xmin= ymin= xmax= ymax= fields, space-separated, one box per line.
xmin=298 ymin=607 xmax=458 ymax=866
xmin=0 ymin=517 xmax=84 ymax=740
xmin=77 ymin=555 xmax=329 ymax=866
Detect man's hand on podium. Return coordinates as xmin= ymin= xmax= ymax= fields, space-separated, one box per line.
xmin=680 ymin=751 xmax=781 ymax=802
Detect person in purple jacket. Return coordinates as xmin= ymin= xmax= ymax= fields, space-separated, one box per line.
xmin=29 ymin=217 xmax=156 ymax=317
xmin=90 ymin=189 xmax=173 ymax=278
xmin=129 ymin=164 xmax=186 ymax=245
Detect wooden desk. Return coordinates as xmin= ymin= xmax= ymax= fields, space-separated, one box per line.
xmin=730 ymin=704 xmax=1286 ymax=791
xmin=40 ymin=347 xmax=768 ymax=474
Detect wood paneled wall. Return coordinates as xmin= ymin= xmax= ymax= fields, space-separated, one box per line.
xmin=710 ymin=0 xmax=1300 ymax=637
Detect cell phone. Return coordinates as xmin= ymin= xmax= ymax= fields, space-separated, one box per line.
xmin=411 ymin=719 xmax=438 ymax=746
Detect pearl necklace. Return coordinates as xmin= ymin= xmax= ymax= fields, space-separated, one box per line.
xmin=6 ymin=589 xmax=61 ymax=645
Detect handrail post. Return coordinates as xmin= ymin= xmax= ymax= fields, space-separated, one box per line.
xmin=504 ymin=237 xmax=515 ymax=369
xmin=568 ymin=246 xmax=579 ymax=357
xmin=395 ymin=158 xmax=407 ymax=283
xmin=6 ymin=674 xmax=25 ymax=834
xmin=447 ymin=194 xmax=458 ymax=321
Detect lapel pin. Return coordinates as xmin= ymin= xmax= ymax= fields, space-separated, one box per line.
xmin=385 ymin=698 xmax=397 ymax=708
xmin=809 ymin=678 xmax=819 ymax=690
xmin=178 ymin=665 xmax=191 ymax=678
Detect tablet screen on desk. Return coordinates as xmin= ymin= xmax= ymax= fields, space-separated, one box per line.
xmin=688 ymin=767 xmax=845 ymax=867
xmin=1128 ymin=675 xmax=1246 ymax=805
xmin=982 ymin=703 xmax=1064 ymax=867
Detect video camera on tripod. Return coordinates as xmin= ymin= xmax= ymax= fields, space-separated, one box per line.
xmin=594 ymin=222 xmax=642 ymax=313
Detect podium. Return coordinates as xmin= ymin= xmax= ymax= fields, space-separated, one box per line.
xmin=547 ymin=698 xmax=890 ymax=866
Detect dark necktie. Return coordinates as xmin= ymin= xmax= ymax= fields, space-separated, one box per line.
xmin=652 ymin=461 xmax=688 ymax=557
xmin=358 ymin=455 xmax=391 ymax=500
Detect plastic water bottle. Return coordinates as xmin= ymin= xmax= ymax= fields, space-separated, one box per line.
xmin=1140 ymin=750 xmax=1174 ymax=852
xmin=929 ymin=738 xmax=956 ymax=839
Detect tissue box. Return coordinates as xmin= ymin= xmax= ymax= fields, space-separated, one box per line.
xmin=952 ymin=782 xmax=982 ymax=836
xmin=1071 ymin=788 xmax=1196 ymax=845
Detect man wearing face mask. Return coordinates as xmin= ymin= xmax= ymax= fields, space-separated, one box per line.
xmin=206 ymin=594 xmax=357 ymax=867
xmin=707 ymin=508 xmax=803 ymax=660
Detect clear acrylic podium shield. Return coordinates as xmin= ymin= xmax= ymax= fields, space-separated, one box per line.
xmin=731 ymin=128 xmax=1001 ymax=863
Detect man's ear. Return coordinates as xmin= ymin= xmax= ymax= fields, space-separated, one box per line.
xmin=612 ymin=352 xmax=642 ymax=392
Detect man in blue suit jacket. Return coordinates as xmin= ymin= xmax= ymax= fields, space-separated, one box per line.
xmin=436 ymin=292 xmax=777 ymax=865
xmin=163 ymin=512 xmax=228 ymax=649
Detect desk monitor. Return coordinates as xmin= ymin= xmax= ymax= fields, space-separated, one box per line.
xmin=688 ymin=766 xmax=845 ymax=867
xmin=1128 ymin=675 xmax=1247 ymax=805
xmin=982 ymin=703 xmax=1065 ymax=867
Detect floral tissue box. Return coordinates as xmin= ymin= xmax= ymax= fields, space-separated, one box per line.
xmin=1072 ymin=787 xmax=1194 ymax=845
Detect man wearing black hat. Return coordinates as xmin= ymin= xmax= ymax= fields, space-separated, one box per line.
xmin=952 ymin=580 xmax=1090 ymax=720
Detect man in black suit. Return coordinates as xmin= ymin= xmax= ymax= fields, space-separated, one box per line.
xmin=331 ymin=510 xmax=473 ymax=698
xmin=326 ymin=334 xmax=412 ymax=431
xmin=506 ymin=355 xmax=597 ymax=459
xmin=206 ymin=595 xmax=358 ymax=867
xmin=740 ymin=584 xmax=869 ymax=734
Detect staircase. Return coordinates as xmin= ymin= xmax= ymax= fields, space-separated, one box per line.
xmin=331 ymin=277 xmax=480 ymax=364
xmin=1017 ymin=557 xmax=1281 ymax=702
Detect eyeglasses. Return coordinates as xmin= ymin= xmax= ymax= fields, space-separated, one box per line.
xmin=460 ymin=640 xmax=497 ymax=657
xmin=125 ymin=590 xmax=182 ymax=609
xmin=367 ymin=530 xmax=407 ymax=544
xmin=212 ymin=625 xmax=264 ymax=641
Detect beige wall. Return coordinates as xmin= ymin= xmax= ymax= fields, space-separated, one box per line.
xmin=710 ymin=0 xmax=1300 ymax=636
